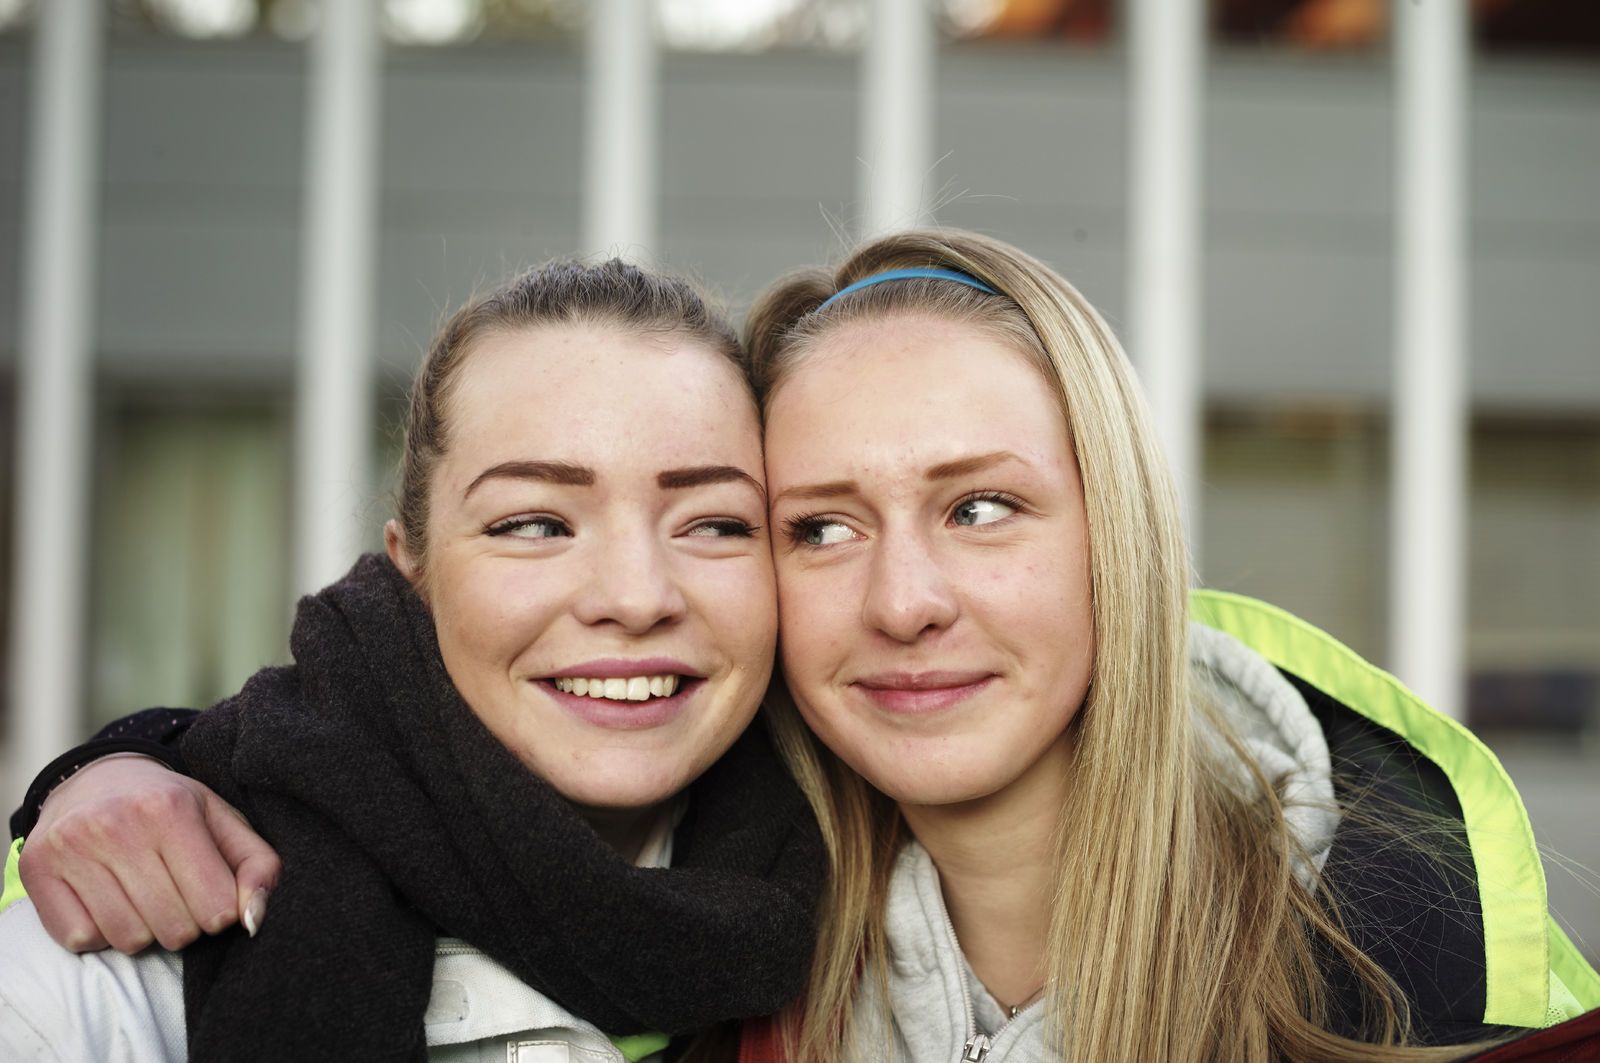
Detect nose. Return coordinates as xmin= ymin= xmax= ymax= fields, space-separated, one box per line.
xmin=860 ymin=525 xmax=959 ymax=643
xmin=572 ymin=526 xmax=688 ymax=635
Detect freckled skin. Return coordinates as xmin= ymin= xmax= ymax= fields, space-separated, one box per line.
xmin=765 ymin=314 xmax=1094 ymax=808
xmin=396 ymin=323 xmax=777 ymax=811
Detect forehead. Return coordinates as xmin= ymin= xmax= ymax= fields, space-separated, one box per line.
xmin=442 ymin=322 xmax=761 ymax=479
xmin=764 ymin=314 xmax=1073 ymax=484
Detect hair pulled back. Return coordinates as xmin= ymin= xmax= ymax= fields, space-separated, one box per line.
xmin=396 ymin=258 xmax=744 ymax=572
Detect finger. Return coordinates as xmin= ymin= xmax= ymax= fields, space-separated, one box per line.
xmin=112 ymin=852 xmax=206 ymax=952
xmin=25 ymin=874 xmax=110 ymax=953
xmin=156 ymin=807 xmax=247 ymax=937
xmin=204 ymin=796 xmax=280 ymax=936
xmin=69 ymin=862 xmax=157 ymax=955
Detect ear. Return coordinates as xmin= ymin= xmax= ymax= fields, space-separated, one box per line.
xmin=384 ymin=519 xmax=424 ymax=596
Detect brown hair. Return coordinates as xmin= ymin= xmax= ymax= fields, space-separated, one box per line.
xmin=395 ymin=258 xmax=745 ymax=576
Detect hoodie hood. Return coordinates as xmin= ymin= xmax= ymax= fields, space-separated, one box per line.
xmin=1189 ymin=620 xmax=1340 ymax=884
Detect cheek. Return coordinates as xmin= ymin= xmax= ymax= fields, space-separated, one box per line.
xmin=682 ymin=554 xmax=777 ymax=656
xmin=429 ymin=562 xmax=562 ymax=674
xmin=775 ymin=566 xmax=856 ymax=675
xmin=965 ymin=544 xmax=1092 ymax=664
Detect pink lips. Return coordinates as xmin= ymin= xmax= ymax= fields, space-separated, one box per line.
xmin=851 ymin=670 xmax=995 ymax=715
xmin=538 ymin=658 xmax=703 ymax=730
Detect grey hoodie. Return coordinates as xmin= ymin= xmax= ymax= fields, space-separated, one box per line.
xmin=846 ymin=624 xmax=1341 ymax=1062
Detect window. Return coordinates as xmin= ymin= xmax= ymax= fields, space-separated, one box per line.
xmin=90 ymin=398 xmax=292 ymax=728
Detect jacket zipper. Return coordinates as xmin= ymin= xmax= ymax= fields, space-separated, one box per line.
xmin=940 ymin=904 xmax=1035 ymax=1062
xmin=938 ymin=901 xmax=986 ymax=1061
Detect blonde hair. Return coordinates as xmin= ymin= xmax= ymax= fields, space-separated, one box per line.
xmin=744 ymin=230 xmax=1490 ymax=1062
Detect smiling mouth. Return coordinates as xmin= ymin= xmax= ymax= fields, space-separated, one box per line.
xmin=549 ymin=674 xmax=683 ymax=702
xmin=851 ymin=672 xmax=995 ymax=714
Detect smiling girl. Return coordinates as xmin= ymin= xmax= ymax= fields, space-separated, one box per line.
xmin=0 ymin=259 xmax=822 ymax=1062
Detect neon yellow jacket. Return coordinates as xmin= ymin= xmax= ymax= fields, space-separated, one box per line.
xmin=1191 ymin=590 xmax=1598 ymax=1030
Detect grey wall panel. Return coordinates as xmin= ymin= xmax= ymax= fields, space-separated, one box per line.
xmin=936 ymin=47 xmax=1128 ymax=323
xmin=0 ymin=43 xmax=31 ymax=361
xmin=376 ymin=45 xmax=586 ymax=373
xmin=381 ymin=45 xmax=584 ymax=197
xmin=101 ymin=44 xmax=305 ymax=192
xmin=0 ymin=40 xmax=1595 ymax=407
xmin=97 ymin=218 xmax=299 ymax=366
xmin=1473 ymin=65 xmax=1600 ymax=229
xmin=93 ymin=41 xmax=303 ymax=373
xmin=1471 ymin=257 xmax=1600 ymax=407
xmin=938 ymin=46 xmax=1127 ymax=210
xmin=658 ymin=50 xmax=859 ymax=302
xmin=1206 ymin=58 xmax=1394 ymax=219
xmin=1204 ymin=242 xmax=1392 ymax=401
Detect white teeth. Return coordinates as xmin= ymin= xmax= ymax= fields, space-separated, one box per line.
xmin=552 ymin=673 xmax=684 ymax=703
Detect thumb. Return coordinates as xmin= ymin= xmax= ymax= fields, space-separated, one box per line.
xmin=202 ymin=793 xmax=281 ymax=937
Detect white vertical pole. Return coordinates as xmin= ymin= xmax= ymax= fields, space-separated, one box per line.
xmin=7 ymin=0 xmax=103 ymax=805
xmin=1127 ymin=0 xmax=1204 ymax=555
xmin=583 ymin=0 xmax=657 ymax=258
xmin=295 ymin=0 xmax=381 ymax=594
xmin=1391 ymin=0 xmax=1469 ymax=717
xmin=860 ymin=0 xmax=934 ymax=237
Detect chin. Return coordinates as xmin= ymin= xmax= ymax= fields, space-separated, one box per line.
xmin=548 ymin=761 xmax=696 ymax=811
xmin=854 ymin=758 xmax=1010 ymax=809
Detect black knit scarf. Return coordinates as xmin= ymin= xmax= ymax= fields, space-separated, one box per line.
xmin=178 ymin=554 xmax=824 ymax=1062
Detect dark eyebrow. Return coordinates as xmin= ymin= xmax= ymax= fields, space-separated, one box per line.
xmin=771 ymin=480 xmax=859 ymax=507
xmin=925 ymin=451 xmax=1024 ymax=481
xmin=657 ymin=465 xmax=767 ymax=503
xmin=464 ymin=460 xmax=595 ymax=499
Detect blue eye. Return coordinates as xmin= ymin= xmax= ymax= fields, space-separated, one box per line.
xmin=951 ymin=495 xmax=1019 ymax=527
xmin=785 ymin=517 xmax=858 ymax=547
xmin=487 ymin=515 xmax=572 ymax=539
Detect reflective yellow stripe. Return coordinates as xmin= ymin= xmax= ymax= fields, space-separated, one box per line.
xmin=1190 ymin=589 xmax=1567 ymax=1027
xmin=610 ymin=1032 xmax=670 ymax=1060
xmin=1548 ymin=917 xmax=1600 ymax=1019
xmin=1 ymin=838 xmax=25 ymax=915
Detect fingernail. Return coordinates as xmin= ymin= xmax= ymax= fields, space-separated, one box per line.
xmin=243 ymin=890 xmax=269 ymax=938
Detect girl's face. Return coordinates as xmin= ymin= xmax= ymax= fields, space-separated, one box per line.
xmin=765 ymin=314 xmax=1095 ymax=808
xmin=392 ymin=323 xmax=777 ymax=811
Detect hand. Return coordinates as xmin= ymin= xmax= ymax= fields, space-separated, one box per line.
xmin=18 ymin=754 xmax=281 ymax=954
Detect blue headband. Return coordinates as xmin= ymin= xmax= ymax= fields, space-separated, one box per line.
xmin=817 ymin=267 xmax=998 ymax=311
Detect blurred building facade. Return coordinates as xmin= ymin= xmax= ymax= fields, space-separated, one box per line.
xmin=0 ymin=0 xmax=1595 ymax=947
